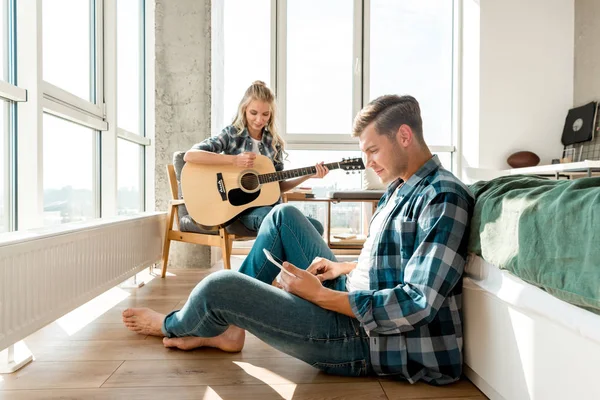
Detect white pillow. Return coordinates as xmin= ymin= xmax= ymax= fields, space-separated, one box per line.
xmin=362 ymin=167 xmax=387 ymax=190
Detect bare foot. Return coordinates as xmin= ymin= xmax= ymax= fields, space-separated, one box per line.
xmin=162 ymin=325 xmax=245 ymax=352
xmin=122 ymin=308 xmax=165 ymax=336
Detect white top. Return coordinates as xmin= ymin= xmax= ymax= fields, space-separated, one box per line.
xmin=250 ymin=137 xmax=262 ymax=154
xmin=346 ymin=186 xmax=400 ymax=292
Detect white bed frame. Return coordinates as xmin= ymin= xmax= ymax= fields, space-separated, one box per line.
xmin=463 ymin=276 xmax=600 ymax=400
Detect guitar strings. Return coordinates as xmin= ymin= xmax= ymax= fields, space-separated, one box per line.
xmin=238 ymin=160 xmax=358 ymax=187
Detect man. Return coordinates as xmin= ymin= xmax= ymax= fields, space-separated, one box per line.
xmin=123 ymin=95 xmax=474 ymax=384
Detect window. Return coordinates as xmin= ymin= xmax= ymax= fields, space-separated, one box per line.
xmin=43 ymin=114 xmax=96 ymax=226
xmin=0 ymin=0 xmax=8 ymax=81
xmin=1 ymin=0 xmax=17 ymax=233
xmin=116 ymin=0 xmax=147 ymax=215
xmin=216 ymin=0 xmax=457 ymax=174
xmin=42 ymin=0 xmax=93 ymax=101
xmin=218 ymin=0 xmax=271 ymax=131
xmin=284 ymin=0 xmax=355 ymax=136
xmin=117 ymin=0 xmax=143 ymax=135
xmin=117 ymin=139 xmax=143 ymax=215
xmin=368 ymin=0 xmax=454 ymax=147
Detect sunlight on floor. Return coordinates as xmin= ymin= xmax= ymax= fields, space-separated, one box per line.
xmin=233 ymin=361 xmax=296 ymax=398
xmin=56 ymin=287 xmax=131 ymax=335
xmin=134 ymin=268 xmax=160 ymax=285
xmin=202 ymin=386 xmax=222 ymax=399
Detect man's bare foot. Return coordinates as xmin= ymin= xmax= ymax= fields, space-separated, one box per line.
xmin=122 ymin=308 xmax=165 ymax=336
xmin=162 ymin=325 xmax=245 ymax=352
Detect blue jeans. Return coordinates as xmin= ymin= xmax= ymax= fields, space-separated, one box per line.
xmin=162 ymin=204 xmax=371 ymax=376
xmin=238 ymin=205 xmax=324 ymax=236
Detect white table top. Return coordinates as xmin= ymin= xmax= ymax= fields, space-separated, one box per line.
xmin=507 ymin=160 xmax=600 ymax=175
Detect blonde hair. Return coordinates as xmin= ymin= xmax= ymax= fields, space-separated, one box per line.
xmin=232 ymin=81 xmax=286 ymax=161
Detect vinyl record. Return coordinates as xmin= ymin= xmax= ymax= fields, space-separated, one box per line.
xmin=561 ymin=102 xmax=597 ymax=146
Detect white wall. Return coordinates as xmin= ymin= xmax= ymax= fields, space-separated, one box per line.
xmin=574 ymin=0 xmax=600 ymax=105
xmin=461 ymin=0 xmax=574 ymax=179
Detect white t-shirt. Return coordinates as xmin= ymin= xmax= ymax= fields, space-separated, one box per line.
xmin=346 ymin=186 xmax=401 ymax=292
xmin=250 ymin=137 xmax=262 ymax=154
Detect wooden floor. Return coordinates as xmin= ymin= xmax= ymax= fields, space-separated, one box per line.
xmin=0 ymin=266 xmax=487 ymax=400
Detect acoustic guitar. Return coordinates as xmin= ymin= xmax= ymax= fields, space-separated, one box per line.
xmin=181 ymin=154 xmax=365 ymax=227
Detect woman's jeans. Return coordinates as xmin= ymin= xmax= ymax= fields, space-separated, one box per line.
xmin=162 ymin=204 xmax=371 ymax=376
xmin=238 ymin=205 xmax=324 ymax=236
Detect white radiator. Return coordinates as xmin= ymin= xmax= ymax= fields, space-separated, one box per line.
xmin=0 ymin=213 xmax=165 ymax=352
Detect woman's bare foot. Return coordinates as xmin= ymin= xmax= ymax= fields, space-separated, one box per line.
xmin=162 ymin=325 xmax=245 ymax=352
xmin=122 ymin=308 xmax=165 ymax=336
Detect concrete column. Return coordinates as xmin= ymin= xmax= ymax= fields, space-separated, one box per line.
xmin=154 ymin=0 xmax=212 ymax=268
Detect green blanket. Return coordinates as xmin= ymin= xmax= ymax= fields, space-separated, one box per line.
xmin=468 ymin=175 xmax=600 ymax=314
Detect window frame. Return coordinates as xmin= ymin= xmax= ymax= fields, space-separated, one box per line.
xmin=273 ymin=0 xmax=459 ymax=164
xmin=11 ymin=0 xmax=150 ymax=231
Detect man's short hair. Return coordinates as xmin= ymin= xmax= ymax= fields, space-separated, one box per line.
xmin=352 ymin=95 xmax=424 ymax=144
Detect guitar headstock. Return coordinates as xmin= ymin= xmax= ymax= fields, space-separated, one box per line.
xmin=339 ymin=157 xmax=365 ymax=172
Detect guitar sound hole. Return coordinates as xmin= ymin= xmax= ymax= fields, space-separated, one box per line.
xmin=240 ymin=173 xmax=259 ymax=192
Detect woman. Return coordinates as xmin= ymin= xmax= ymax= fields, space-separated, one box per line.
xmin=184 ymin=81 xmax=328 ymax=234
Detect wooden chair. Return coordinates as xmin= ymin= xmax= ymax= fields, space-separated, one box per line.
xmin=161 ymin=152 xmax=257 ymax=278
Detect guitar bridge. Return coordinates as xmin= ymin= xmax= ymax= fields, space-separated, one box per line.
xmin=216 ymin=173 xmax=227 ymax=201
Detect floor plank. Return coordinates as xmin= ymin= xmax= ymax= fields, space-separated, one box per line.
xmin=0 ymin=361 xmax=123 ymax=390
xmin=380 ymin=378 xmax=486 ymax=399
xmin=103 ymin=357 xmax=377 ymax=387
xmin=0 ymin=382 xmax=386 ymax=400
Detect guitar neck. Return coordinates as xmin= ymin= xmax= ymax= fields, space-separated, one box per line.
xmin=258 ymin=162 xmax=341 ymax=184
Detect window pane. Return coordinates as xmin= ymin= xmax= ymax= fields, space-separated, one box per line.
xmin=369 ymin=0 xmax=453 ymax=146
xmin=0 ymin=100 xmax=8 ymax=233
xmin=222 ymin=0 xmax=271 ymax=128
xmin=286 ymin=0 xmax=353 ymax=134
xmin=117 ymin=0 xmax=143 ymax=135
xmin=284 ymin=150 xmax=364 ymax=239
xmin=434 ymin=152 xmax=452 ymax=171
xmin=284 ymin=150 xmax=362 ymax=196
xmin=43 ymin=114 xmax=95 ymax=226
xmin=117 ymin=139 xmax=143 ymax=215
xmin=43 ymin=0 xmax=92 ymax=100
xmin=0 ymin=0 xmax=8 ymax=81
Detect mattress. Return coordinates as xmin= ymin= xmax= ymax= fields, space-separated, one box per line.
xmin=464 ymin=254 xmax=600 ymax=345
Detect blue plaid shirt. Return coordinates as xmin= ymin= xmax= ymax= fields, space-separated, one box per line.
xmin=191 ymin=125 xmax=284 ymax=171
xmin=349 ymin=156 xmax=474 ymax=385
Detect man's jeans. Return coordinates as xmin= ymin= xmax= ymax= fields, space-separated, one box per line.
xmin=162 ymin=204 xmax=371 ymax=376
xmin=238 ymin=205 xmax=324 ymax=236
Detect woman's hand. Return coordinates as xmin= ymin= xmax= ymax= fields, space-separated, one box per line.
xmin=306 ymin=257 xmax=344 ymax=282
xmin=279 ymin=262 xmax=325 ymax=303
xmin=311 ymin=162 xmax=329 ymax=179
xmin=233 ymin=152 xmax=257 ymax=168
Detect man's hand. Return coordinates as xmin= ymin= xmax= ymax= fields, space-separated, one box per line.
xmin=233 ymin=152 xmax=256 ymax=168
xmin=311 ymin=162 xmax=329 ymax=179
xmin=279 ymin=262 xmax=325 ymax=303
xmin=306 ymin=257 xmax=345 ymax=282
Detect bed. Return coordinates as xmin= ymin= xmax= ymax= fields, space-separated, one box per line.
xmin=463 ymin=255 xmax=600 ymax=400
xmin=462 ymin=175 xmax=600 ymax=400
